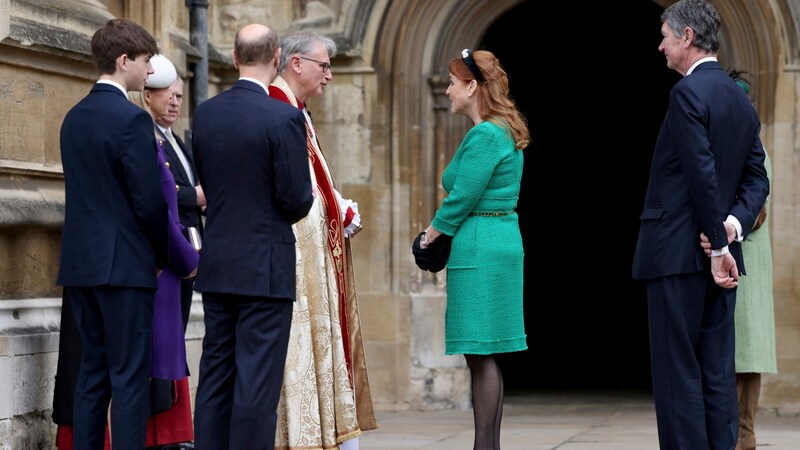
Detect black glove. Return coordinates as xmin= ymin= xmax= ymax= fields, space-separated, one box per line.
xmin=411 ymin=231 xmax=452 ymax=273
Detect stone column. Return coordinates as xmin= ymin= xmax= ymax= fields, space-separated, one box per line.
xmin=0 ymin=0 xmax=9 ymax=41
xmin=406 ymin=75 xmax=470 ymax=411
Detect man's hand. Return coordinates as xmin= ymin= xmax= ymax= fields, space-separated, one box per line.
xmin=724 ymin=221 xmax=736 ymax=244
xmin=196 ymin=185 xmax=207 ymax=209
xmin=711 ymin=253 xmax=738 ymax=288
xmin=699 ymin=232 xmax=711 ymax=256
xmin=699 ymin=222 xmax=737 ymax=256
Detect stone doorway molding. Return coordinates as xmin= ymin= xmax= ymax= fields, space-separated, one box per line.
xmin=369 ymin=0 xmax=800 ymax=411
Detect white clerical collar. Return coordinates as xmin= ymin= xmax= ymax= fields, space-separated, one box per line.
xmin=96 ymin=80 xmax=127 ymax=97
xmin=239 ymin=77 xmax=270 ymax=94
xmin=686 ymin=56 xmax=717 ymax=76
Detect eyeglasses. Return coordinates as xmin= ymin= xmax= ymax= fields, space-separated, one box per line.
xmin=299 ymin=56 xmax=331 ymax=73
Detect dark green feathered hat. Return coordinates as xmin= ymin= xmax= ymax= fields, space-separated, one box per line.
xmin=727 ymin=69 xmax=751 ymax=94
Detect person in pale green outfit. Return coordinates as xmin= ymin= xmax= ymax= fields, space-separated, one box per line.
xmin=729 ymin=71 xmax=777 ymax=450
xmin=702 ymin=71 xmax=778 ymax=450
xmin=734 ymin=151 xmax=776 ymax=450
xmin=417 ymin=49 xmax=528 ymax=450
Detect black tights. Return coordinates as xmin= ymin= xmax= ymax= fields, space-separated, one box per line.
xmin=465 ymin=354 xmax=504 ymax=450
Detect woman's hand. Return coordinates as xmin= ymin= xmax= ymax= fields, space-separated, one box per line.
xmin=421 ymin=226 xmax=443 ymax=248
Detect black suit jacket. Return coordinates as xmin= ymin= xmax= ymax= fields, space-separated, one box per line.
xmin=191 ymin=79 xmax=313 ymax=299
xmin=158 ymin=128 xmax=203 ymax=231
xmin=58 ymin=83 xmax=169 ymax=289
xmin=632 ymin=61 xmax=769 ymax=280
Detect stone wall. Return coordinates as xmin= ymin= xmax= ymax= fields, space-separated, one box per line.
xmin=2 ymin=0 xmax=800 ymax=446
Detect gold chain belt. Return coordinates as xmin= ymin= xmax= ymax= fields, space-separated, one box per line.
xmin=468 ymin=210 xmax=514 ymax=217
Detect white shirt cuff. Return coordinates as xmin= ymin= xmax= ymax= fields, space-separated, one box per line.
xmin=726 ymin=214 xmax=743 ymax=242
xmin=710 ymin=245 xmax=730 ymax=257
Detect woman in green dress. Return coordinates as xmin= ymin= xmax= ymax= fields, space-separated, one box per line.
xmin=418 ymin=49 xmax=529 ymax=450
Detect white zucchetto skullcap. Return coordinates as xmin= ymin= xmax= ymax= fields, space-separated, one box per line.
xmin=145 ymin=54 xmax=177 ymax=89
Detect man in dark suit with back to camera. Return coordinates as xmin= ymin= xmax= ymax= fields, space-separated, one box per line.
xmin=632 ymin=1 xmax=769 ymax=449
xmin=190 ymin=23 xmax=314 ymax=450
xmin=57 ymin=18 xmax=169 ymax=450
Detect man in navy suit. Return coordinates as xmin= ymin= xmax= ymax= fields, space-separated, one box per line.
xmin=191 ymin=23 xmax=314 ymax=450
xmin=632 ymin=1 xmax=770 ymax=449
xmin=57 ymin=18 xmax=169 ymax=450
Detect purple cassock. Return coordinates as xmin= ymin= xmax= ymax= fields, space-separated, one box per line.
xmin=152 ymin=138 xmax=200 ymax=379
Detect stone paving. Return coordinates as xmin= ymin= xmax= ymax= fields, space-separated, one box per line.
xmin=359 ymin=390 xmax=800 ymax=449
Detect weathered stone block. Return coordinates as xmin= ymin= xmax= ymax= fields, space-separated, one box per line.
xmin=13 ymin=351 xmax=57 ymax=416
xmin=0 ymin=355 xmax=10 ymax=419
xmin=0 ymin=409 xmax=55 ymax=449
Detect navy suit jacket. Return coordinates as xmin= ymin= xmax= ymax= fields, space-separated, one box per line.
xmin=632 ymin=61 xmax=769 ymax=280
xmin=158 ymin=128 xmax=203 ymax=230
xmin=57 ymin=83 xmax=169 ymax=289
xmin=191 ymin=79 xmax=313 ymax=299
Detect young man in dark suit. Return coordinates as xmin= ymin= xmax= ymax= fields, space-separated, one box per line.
xmin=190 ymin=23 xmax=313 ymax=450
xmin=632 ymin=1 xmax=769 ymax=449
xmin=57 ymin=18 xmax=169 ymax=450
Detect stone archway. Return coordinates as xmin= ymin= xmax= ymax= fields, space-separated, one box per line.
xmin=371 ymin=0 xmax=800 ymax=410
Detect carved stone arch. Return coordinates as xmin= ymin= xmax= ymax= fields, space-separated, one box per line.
xmin=372 ymin=0 xmax=525 ymax=293
xmin=379 ymin=0 xmax=791 ymax=260
xmin=289 ymin=0 xmax=378 ymax=54
xmin=370 ymin=0 xmax=800 ymax=407
xmin=368 ymin=0 xmax=529 ymax=408
xmin=652 ymin=0 xmax=789 ymax=135
xmin=774 ymin=0 xmax=800 ymax=67
xmin=705 ymin=0 xmax=784 ymax=130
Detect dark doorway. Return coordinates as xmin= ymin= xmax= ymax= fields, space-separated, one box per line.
xmin=482 ymin=1 xmax=681 ymax=391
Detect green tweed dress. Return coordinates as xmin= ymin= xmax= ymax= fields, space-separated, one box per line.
xmin=431 ymin=120 xmax=527 ymax=355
